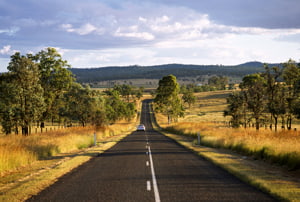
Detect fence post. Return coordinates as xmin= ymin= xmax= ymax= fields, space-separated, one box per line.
xmin=197 ymin=132 xmax=201 ymax=145
xmin=94 ymin=132 xmax=97 ymax=146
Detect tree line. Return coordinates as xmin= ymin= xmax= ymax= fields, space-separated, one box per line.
xmin=225 ymin=59 xmax=300 ymax=131
xmin=0 ymin=48 xmax=137 ymax=135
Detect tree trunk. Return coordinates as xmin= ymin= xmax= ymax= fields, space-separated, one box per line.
xmin=22 ymin=126 xmax=29 ymax=136
xmin=287 ymin=115 xmax=292 ymax=130
xmin=255 ymin=118 xmax=260 ymax=131
xmin=274 ymin=116 xmax=278 ymax=132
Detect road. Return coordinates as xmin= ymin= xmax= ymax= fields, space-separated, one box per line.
xmin=28 ymin=100 xmax=276 ymax=202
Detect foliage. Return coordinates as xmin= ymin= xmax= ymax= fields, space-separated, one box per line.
xmin=154 ymin=75 xmax=184 ymax=123
xmin=0 ymin=53 xmax=45 ymax=135
xmin=0 ymin=48 xmax=137 ymax=135
xmin=225 ymin=60 xmax=300 ymax=130
xmin=30 ymin=48 xmax=74 ymax=125
xmin=182 ymin=89 xmax=196 ymax=108
xmin=69 ymin=62 xmax=273 ymax=83
xmin=208 ymin=75 xmax=228 ymax=90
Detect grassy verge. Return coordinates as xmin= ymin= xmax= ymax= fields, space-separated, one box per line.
xmin=150 ymin=103 xmax=300 ymax=201
xmin=162 ymin=132 xmax=300 ymax=201
xmin=164 ymin=122 xmax=300 ymax=170
xmin=0 ymin=123 xmax=135 ymax=201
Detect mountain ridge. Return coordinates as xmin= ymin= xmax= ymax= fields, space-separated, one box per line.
xmin=69 ymin=61 xmax=280 ymax=83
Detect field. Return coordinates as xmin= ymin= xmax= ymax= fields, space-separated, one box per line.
xmin=156 ymin=90 xmax=300 ymax=170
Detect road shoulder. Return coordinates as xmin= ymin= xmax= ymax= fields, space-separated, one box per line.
xmin=161 ymin=131 xmax=300 ymax=201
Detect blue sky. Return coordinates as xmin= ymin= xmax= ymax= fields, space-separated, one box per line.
xmin=1 ymin=0 xmax=300 ymax=72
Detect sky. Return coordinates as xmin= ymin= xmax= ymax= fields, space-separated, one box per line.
xmin=1 ymin=0 xmax=300 ymax=72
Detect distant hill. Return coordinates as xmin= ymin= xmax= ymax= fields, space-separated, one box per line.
xmin=69 ymin=62 xmax=280 ymax=83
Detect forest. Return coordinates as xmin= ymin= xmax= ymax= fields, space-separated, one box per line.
xmin=69 ymin=62 xmax=280 ymax=83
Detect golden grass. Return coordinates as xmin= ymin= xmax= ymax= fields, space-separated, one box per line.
xmin=0 ymin=123 xmax=135 ymax=176
xmin=165 ymin=122 xmax=300 ymax=170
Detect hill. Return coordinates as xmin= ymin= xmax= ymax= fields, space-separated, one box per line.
xmin=69 ymin=62 xmax=279 ymax=83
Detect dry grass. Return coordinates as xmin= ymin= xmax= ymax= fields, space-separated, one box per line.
xmin=0 ymin=123 xmax=135 ymax=176
xmin=164 ymin=122 xmax=300 ymax=170
xmin=156 ymin=90 xmax=300 ymax=170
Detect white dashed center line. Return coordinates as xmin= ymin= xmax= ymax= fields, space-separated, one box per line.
xmin=147 ymin=180 xmax=151 ymax=191
xmin=148 ymin=146 xmax=161 ymax=202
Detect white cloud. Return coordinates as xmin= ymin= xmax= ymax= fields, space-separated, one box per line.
xmin=0 ymin=27 xmax=19 ymax=36
xmin=0 ymin=45 xmax=17 ymax=55
xmin=114 ymin=27 xmax=155 ymax=40
xmin=61 ymin=23 xmax=104 ymax=35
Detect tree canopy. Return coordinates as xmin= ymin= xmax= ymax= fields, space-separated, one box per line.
xmin=154 ymin=75 xmax=184 ymax=123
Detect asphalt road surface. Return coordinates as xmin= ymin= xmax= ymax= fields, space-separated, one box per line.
xmin=28 ymin=100 xmax=276 ymax=202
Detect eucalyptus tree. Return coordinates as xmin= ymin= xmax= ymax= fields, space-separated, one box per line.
xmin=224 ymin=92 xmax=247 ymax=128
xmin=1 ymin=53 xmax=45 ymax=135
xmin=104 ymin=89 xmax=136 ymax=123
xmin=62 ymin=83 xmax=98 ymax=127
xmin=282 ymin=59 xmax=300 ymax=130
xmin=30 ymin=47 xmax=74 ymax=126
xmin=263 ymin=65 xmax=286 ymax=131
xmin=182 ymin=89 xmax=196 ymax=108
xmin=154 ymin=75 xmax=184 ymax=124
xmin=240 ymin=73 xmax=267 ymax=130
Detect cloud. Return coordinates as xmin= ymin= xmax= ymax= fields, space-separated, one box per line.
xmin=114 ymin=26 xmax=155 ymax=41
xmin=61 ymin=23 xmax=104 ymax=35
xmin=0 ymin=45 xmax=17 ymax=55
xmin=0 ymin=27 xmax=19 ymax=36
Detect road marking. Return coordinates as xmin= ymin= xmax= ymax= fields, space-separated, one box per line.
xmin=148 ymin=146 xmax=161 ymax=202
xmin=147 ymin=180 xmax=151 ymax=191
xmin=146 ymin=161 xmax=149 ymax=166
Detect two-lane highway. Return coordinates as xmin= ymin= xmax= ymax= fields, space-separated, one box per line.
xmin=28 ymin=100 xmax=276 ymax=201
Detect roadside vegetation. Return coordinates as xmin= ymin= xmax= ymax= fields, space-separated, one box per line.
xmin=153 ymin=60 xmax=300 ymax=170
xmin=0 ymin=48 xmax=138 ymax=136
xmin=0 ymin=123 xmax=135 ymax=176
xmin=0 ymin=47 xmax=142 ymax=176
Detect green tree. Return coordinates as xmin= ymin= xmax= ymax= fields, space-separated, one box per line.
xmin=224 ymin=92 xmax=247 ymax=128
xmin=2 ymin=53 xmax=45 ymax=135
xmin=113 ymin=84 xmax=132 ymax=102
xmin=263 ymin=65 xmax=286 ymax=131
xmin=62 ymin=84 xmax=100 ymax=127
xmin=182 ymin=89 xmax=196 ymax=108
xmin=208 ymin=76 xmax=228 ymax=90
xmin=31 ymin=47 xmax=74 ymax=126
xmin=240 ymin=73 xmax=267 ymax=130
xmin=154 ymin=75 xmax=184 ymax=124
xmin=282 ymin=59 xmax=300 ymax=130
xmin=105 ymin=89 xmax=136 ymax=123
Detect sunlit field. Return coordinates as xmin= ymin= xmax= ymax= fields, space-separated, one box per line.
xmin=0 ymin=123 xmax=134 ymax=175
xmin=156 ymin=90 xmax=300 ymax=170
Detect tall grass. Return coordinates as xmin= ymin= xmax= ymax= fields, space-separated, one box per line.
xmin=165 ymin=122 xmax=300 ymax=170
xmin=0 ymin=123 xmax=134 ymax=175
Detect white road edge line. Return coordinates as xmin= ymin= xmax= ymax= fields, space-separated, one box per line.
xmin=148 ymin=146 xmax=161 ymax=202
xmin=147 ymin=180 xmax=151 ymax=191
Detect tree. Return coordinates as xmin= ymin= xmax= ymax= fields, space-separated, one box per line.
xmin=224 ymin=92 xmax=247 ymax=128
xmin=104 ymin=89 xmax=136 ymax=123
xmin=282 ymin=59 xmax=300 ymax=130
xmin=62 ymin=84 xmax=98 ymax=127
xmin=263 ymin=65 xmax=286 ymax=131
xmin=208 ymin=76 xmax=228 ymax=90
xmin=240 ymin=73 xmax=267 ymax=130
xmin=1 ymin=53 xmax=45 ymax=135
xmin=31 ymin=47 xmax=74 ymax=126
xmin=182 ymin=89 xmax=196 ymax=108
xmin=113 ymin=84 xmax=132 ymax=102
xmin=154 ymin=75 xmax=184 ymax=124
